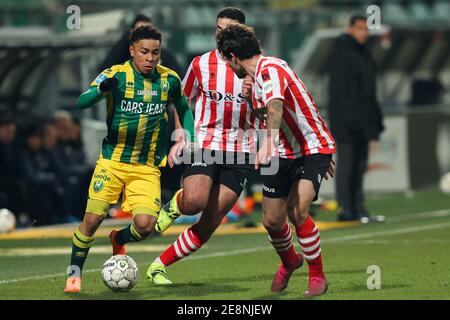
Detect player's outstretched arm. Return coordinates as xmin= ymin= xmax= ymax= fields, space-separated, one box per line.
xmin=173 ymin=96 xmax=196 ymax=144
xmin=167 ymin=97 xmax=197 ymax=167
xmin=76 ymin=77 xmax=117 ymax=109
xmin=169 ymin=71 xmax=198 ymax=155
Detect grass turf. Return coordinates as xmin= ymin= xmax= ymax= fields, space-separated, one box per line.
xmin=0 ymin=190 xmax=449 ymax=300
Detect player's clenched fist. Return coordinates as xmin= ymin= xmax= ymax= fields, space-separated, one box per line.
xmin=168 ymin=140 xmax=186 ymax=168
xmin=241 ymin=75 xmax=253 ymax=98
xmin=98 ymin=77 xmax=118 ymax=94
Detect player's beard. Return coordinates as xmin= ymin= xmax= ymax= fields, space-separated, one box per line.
xmin=235 ymin=66 xmax=247 ymax=79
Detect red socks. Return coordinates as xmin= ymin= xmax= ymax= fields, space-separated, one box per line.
xmin=296 ymin=215 xmax=324 ymax=277
xmin=159 ymin=226 xmax=203 ymax=266
xmin=268 ymin=223 xmax=300 ymax=267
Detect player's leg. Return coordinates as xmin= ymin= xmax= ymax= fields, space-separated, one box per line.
xmin=191 ymin=183 xmax=239 ymax=242
xmin=352 ymin=140 xmax=369 ymax=217
xmin=65 ymin=159 xmax=123 ymax=293
xmin=180 ymin=176 xmax=216 ymax=215
xmin=261 ymin=159 xmax=303 ymax=292
xmin=149 ymin=183 xmax=240 ymax=285
xmin=71 ymin=211 xmax=104 ymax=270
xmin=187 ymin=162 xmax=251 ymax=241
xmin=155 ymin=162 xmax=216 ymax=232
xmin=111 ymin=212 xmax=158 ymax=253
xmin=65 ymin=211 xmax=105 ymax=293
xmin=286 ymin=154 xmax=332 ymax=297
xmin=149 ymin=162 xmax=250 ymax=284
xmin=262 ymin=197 xmax=303 ymax=292
xmin=336 ymin=142 xmax=356 ymax=220
xmin=111 ymin=164 xmax=161 ymax=253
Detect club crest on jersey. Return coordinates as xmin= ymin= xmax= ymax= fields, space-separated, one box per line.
xmin=93 ymin=180 xmax=104 ymax=193
xmin=161 ymin=80 xmax=170 ymax=94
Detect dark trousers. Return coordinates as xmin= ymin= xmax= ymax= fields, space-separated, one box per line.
xmin=335 ymin=140 xmax=369 ymax=217
xmin=0 ymin=179 xmax=29 ymax=214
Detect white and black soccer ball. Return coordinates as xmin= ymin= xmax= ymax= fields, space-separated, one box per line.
xmin=439 ymin=172 xmax=450 ymax=194
xmin=101 ymin=255 xmax=139 ymax=292
xmin=0 ymin=209 xmax=16 ymax=233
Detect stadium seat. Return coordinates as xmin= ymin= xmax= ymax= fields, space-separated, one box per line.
xmin=433 ymin=1 xmax=450 ymax=23
xmin=382 ymin=3 xmax=410 ymax=26
xmin=410 ymin=2 xmax=433 ymax=23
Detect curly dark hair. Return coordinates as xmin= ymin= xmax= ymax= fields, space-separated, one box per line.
xmin=217 ymin=24 xmax=261 ymax=60
xmin=129 ymin=25 xmax=161 ymax=45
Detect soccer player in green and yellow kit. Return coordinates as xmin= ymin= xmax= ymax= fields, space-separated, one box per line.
xmin=64 ymin=25 xmax=196 ymax=293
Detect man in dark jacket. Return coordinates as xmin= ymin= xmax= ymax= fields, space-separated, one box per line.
xmin=328 ymin=15 xmax=384 ymax=222
xmin=21 ymin=125 xmax=66 ymax=225
xmin=0 ymin=114 xmax=27 ymax=215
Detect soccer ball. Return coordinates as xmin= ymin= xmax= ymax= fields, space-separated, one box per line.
xmin=439 ymin=172 xmax=450 ymax=194
xmin=0 ymin=209 xmax=16 ymax=233
xmin=101 ymin=255 xmax=139 ymax=292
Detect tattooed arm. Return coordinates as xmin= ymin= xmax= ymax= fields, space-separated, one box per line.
xmin=255 ymin=98 xmax=284 ymax=169
xmin=266 ymin=98 xmax=284 ymax=142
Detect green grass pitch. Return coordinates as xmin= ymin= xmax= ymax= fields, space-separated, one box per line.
xmin=0 ymin=190 xmax=449 ymax=300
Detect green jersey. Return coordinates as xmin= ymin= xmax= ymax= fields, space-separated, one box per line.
xmin=77 ymin=60 xmax=195 ymax=167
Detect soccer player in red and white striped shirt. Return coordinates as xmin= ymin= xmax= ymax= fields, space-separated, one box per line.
xmin=217 ymin=24 xmax=336 ymax=296
xmin=147 ymin=8 xmax=259 ymax=285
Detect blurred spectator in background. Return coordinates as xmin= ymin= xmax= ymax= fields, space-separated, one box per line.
xmin=42 ymin=120 xmax=63 ymax=169
xmin=54 ymin=111 xmax=91 ymax=221
xmin=66 ymin=118 xmax=92 ymax=221
xmin=0 ymin=114 xmax=27 ymax=216
xmin=68 ymin=119 xmax=86 ymax=163
xmin=55 ymin=110 xmax=82 ymax=164
xmin=99 ymin=14 xmax=182 ymax=75
xmin=328 ymin=15 xmax=385 ymax=223
xmin=55 ymin=111 xmax=87 ymax=166
xmin=21 ymin=125 xmax=66 ymax=225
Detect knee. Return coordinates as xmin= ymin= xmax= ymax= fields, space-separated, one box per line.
xmin=181 ymin=194 xmax=207 ymax=215
xmin=81 ymin=214 xmax=104 ymax=236
xmin=133 ymin=219 xmax=155 ymax=237
xmin=263 ymin=216 xmax=284 ymax=234
xmin=285 ymin=201 xmax=299 ymax=217
xmin=286 ymin=202 xmax=308 ymax=221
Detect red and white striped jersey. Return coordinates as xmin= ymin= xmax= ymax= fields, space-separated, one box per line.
xmin=183 ymin=49 xmax=258 ymax=153
xmin=252 ymin=56 xmax=335 ymax=159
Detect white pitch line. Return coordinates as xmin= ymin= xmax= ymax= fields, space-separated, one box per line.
xmin=388 ymin=209 xmax=450 ymax=222
xmin=325 ymin=239 xmax=450 ymax=245
xmin=0 ymin=244 xmax=170 ymax=257
xmin=0 ymin=246 xmax=268 ymax=285
xmin=320 ymin=222 xmax=450 ymax=243
xmin=1 ymin=221 xmax=450 ymax=286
